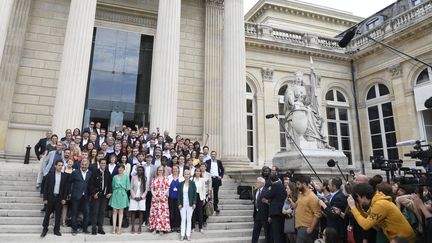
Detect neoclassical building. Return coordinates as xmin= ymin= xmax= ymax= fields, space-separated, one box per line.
xmin=0 ymin=0 xmax=431 ymax=172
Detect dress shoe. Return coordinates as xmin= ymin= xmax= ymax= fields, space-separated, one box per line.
xmin=72 ymin=229 xmax=78 ymax=235
xmin=40 ymin=228 xmax=48 ymax=237
xmin=40 ymin=206 xmax=46 ymax=212
xmin=91 ymin=229 xmax=97 ymax=235
xmin=54 ymin=231 xmax=62 ymax=236
xmin=83 ymin=228 xmax=90 ymax=234
xmin=98 ymin=229 xmax=106 ymax=235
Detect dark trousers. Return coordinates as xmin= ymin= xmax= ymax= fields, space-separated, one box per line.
xmin=42 ymin=195 xmax=62 ymax=232
xmin=270 ymin=215 xmax=285 ymax=243
xmin=91 ymin=196 xmax=107 ymax=231
xmin=192 ymin=197 xmax=204 ymax=230
xmin=145 ymin=192 xmax=152 ymax=224
xmin=168 ymin=198 xmax=180 ymax=229
xmin=71 ymin=197 xmax=90 ymax=231
xmin=252 ymin=219 xmax=270 ymax=243
xmin=212 ymin=180 xmax=220 ymax=210
xmin=296 ymin=226 xmax=318 ymax=243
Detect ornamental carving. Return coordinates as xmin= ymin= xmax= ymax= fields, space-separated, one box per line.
xmin=96 ymin=8 xmax=157 ymax=28
xmin=261 ymin=68 xmax=274 ymax=82
xmin=388 ymin=64 xmax=402 ymax=78
xmin=206 ymin=0 xmax=224 ymax=7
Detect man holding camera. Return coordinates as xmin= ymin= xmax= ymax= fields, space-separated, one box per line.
xmin=348 ymin=183 xmax=416 ymax=243
xmin=89 ymin=158 xmax=112 ymax=235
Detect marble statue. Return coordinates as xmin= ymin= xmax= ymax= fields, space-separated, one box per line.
xmin=283 ymin=66 xmax=329 ymax=149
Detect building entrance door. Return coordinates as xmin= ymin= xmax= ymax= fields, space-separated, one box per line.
xmin=84 ymin=27 xmax=153 ymax=131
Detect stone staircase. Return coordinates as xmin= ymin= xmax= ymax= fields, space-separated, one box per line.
xmin=0 ymin=160 xmax=261 ymax=242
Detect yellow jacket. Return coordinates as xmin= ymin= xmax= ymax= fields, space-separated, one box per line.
xmin=351 ymin=191 xmax=416 ymax=243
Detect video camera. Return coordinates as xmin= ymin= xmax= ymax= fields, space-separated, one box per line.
xmin=402 ymin=140 xmax=432 ymax=169
xmin=370 ymin=155 xmax=403 ymax=171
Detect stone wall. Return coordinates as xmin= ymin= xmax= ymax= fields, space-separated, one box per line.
xmin=6 ymin=0 xmax=69 ymax=153
xmin=177 ymin=0 xmax=205 ymax=140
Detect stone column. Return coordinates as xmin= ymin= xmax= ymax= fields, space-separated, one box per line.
xmin=222 ymin=0 xmax=249 ymax=164
xmin=149 ymin=0 xmax=181 ymax=135
xmin=0 ymin=0 xmax=14 ymax=66
xmin=203 ymin=0 xmax=223 ymax=153
xmin=0 ymin=0 xmax=32 ymax=152
xmin=51 ymin=0 xmax=96 ymax=135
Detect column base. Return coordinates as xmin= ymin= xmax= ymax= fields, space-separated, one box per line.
xmin=221 ymin=156 xmax=252 ymax=172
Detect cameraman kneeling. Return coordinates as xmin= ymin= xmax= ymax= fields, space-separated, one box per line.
xmin=347 ymin=183 xmax=416 ymax=243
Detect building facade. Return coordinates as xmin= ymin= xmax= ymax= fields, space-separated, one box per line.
xmin=0 ymin=0 xmax=431 ymax=172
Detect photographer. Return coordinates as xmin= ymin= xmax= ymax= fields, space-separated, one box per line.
xmin=347 ymin=183 xmax=416 ymax=242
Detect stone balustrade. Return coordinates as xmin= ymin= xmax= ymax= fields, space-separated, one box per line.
xmin=245 ymin=0 xmax=432 ymax=54
xmin=348 ymin=0 xmax=432 ymax=51
xmin=245 ymin=22 xmax=344 ymax=52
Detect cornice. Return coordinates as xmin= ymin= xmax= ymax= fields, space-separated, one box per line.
xmin=247 ymin=2 xmax=360 ymax=27
xmin=96 ymin=2 xmax=157 ymax=28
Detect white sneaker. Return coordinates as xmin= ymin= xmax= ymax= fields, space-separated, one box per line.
xmin=199 ymin=229 xmax=204 ymax=234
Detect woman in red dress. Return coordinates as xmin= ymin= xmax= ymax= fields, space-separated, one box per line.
xmin=148 ymin=165 xmax=171 ymax=235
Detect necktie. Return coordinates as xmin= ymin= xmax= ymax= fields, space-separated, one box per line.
xmin=256 ymin=189 xmax=261 ymax=208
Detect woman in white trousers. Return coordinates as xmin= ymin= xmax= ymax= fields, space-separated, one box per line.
xmin=178 ymin=169 xmax=197 ymax=241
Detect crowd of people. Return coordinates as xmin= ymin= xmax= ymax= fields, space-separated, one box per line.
xmin=34 ymin=122 xmax=224 ymax=241
xmin=252 ymin=166 xmax=432 ymax=243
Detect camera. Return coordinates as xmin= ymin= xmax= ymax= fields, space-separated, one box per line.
xmin=370 ymin=156 xmax=403 ymax=171
xmin=403 ymin=141 xmax=432 ymax=169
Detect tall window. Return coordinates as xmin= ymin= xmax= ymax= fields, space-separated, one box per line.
xmin=366 ymin=84 xmax=398 ymax=160
xmin=326 ymin=89 xmax=353 ymax=164
xmin=246 ymin=83 xmax=256 ymax=162
xmin=415 ymin=67 xmax=432 ymax=142
xmin=278 ymin=85 xmax=288 ymax=151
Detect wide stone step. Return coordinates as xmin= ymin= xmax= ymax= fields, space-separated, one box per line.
xmin=219 ymin=199 xmax=253 ymax=205
xmin=0 ymin=232 xmax=262 ymax=243
xmin=0 ymin=209 xmax=44 ymax=217
xmin=219 ymin=204 xmax=254 ymax=210
xmin=218 ymin=209 xmax=252 ymax=216
xmin=0 ymin=196 xmax=41 ymax=203
xmin=0 ymin=203 xmax=43 ymax=210
xmin=0 ymin=180 xmax=36 ymax=186
xmin=205 ymin=222 xmax=254 ymax=230
xmin=0 ymin=216 xmax=43 ymax=225
xmin=0 ymin=191 xmax=40 ymax=197
xmin=0 ymin=185 xmax=39 ymax=192
xmin=0 ymin=175 xmax=38 ymax=181
xmin=207 ymin=215 xmax=253 ymax=223
xmin=0 ymin=225 xmax=253 ymax=238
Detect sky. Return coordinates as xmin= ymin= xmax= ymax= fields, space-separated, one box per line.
xmin=244 ymin=0 xmax=396 ymax=18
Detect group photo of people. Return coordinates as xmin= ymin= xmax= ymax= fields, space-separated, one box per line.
xmin=252 ymin=166 xmax=432 ymax=243
xmin=34 ymin=122 xmax=224 ymax=241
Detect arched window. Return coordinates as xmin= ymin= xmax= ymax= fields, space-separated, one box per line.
xmin=366 ymin=84 xmax=398 ymax=160
xmin=246 ymin=82 xmax=256 ymax=162
xmin=414 ymin=67 xmax=432 ymax=142
xmin=325 ymin=89 xmax=353 ymax=165
xmin=278 ymin=85 xmax=288 ymax=151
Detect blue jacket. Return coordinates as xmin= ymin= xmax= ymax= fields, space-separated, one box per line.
xmin=69 ymin=169 xmax=92 ymax=201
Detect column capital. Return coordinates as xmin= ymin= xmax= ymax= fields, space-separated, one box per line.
xmin=206 ymin=0 xmax=224 ymax=8
xmin=388 ymin=63 xmax=402 ymax=78
xmin=261 ymin=67 xmax=274 ymax=82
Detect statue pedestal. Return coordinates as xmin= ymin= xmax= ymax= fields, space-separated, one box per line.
xmin=272 ymin=149 xmax=353 ymax=177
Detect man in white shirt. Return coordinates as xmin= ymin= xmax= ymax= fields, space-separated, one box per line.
xmin=202 ymin=146 xmax=211 ymax=162
xmin=152 ymin=148 xmax=162 ymax=167
xmin=143 ymin=154 xmax=155 ymax=225
xmin=205 ymin=151 xmax=224 ymax=213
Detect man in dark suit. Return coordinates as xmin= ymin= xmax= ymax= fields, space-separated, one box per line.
xmin=89 ymin=158 xmax=112 ymax=235
xmin=35 ymin=130 xmax=52 ymax=159
xmin=262 ymin=173 xmax=287 ymax=243
xmin=41 ymin=160 xmax=67 ymax=237
xmin=205 ymin=151 xmax=224 ymax=213
xmin=252 ymin=177 xmax=270 ymax=243
xmin=83 ymin=121 xmax=95 ymax=134
xmin=319 ymin=177 xmax=348 ymax=243
xmin=69 ymin=158 xmax=92 ymax=235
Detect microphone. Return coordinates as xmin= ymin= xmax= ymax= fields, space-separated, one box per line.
xmin=338 ymin=26 xmax=357 ymax=48
xmin=425 ymin=96 xmax=432 ymax=109
xmin=265 ymin=114 xmax=276 ymax=119
xmin=327 ymin=159 xmax=336 ymax=167
xmin=396 ymin=140 xmax=424 ymax=146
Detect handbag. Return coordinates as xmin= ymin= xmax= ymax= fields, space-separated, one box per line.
xmin=284 ymin=214 xmax=296 ymax=233
xmin=347 ymin=224 xmax=355 ymax=243
xmin=205 ymin=201 xmax=214 ymax=217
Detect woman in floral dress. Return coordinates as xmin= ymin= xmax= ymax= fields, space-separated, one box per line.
xmin=148 ymin=165 xmax=171 ymax=235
